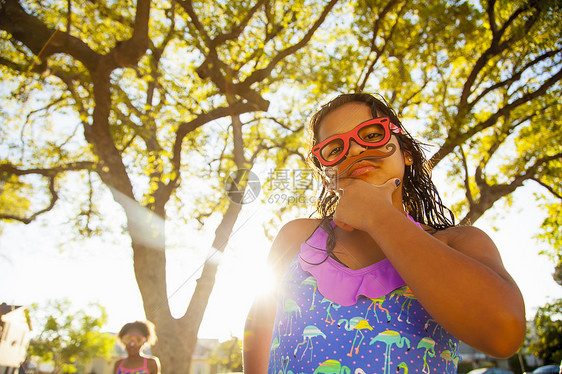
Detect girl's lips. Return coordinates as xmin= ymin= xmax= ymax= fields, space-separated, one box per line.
xmin=349 ymin=164 xmax=377 ymax=177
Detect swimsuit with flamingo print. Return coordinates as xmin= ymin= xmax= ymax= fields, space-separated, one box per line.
xmin=268 ymin=219 xmax=461 ymax=373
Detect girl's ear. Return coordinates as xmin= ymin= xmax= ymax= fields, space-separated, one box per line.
xmin=404 ymin=151 xmax=414 ymax=166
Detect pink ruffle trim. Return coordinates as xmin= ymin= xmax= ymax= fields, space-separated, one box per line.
xmin=298 ymin=216 xmax=422 ymax=306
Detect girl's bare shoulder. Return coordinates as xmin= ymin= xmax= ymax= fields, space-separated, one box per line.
xmin=431 ymin=224 xmax=492 ymax=244
xmin=432 ymin=224 xmax=502 ymax=262
xmin=267 ymin=218 xmax=323 ymax=266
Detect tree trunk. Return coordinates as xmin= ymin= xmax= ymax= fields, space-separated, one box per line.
xmin=177 ymin=201 xmax=243 ymax=373
xmin=126 ymin=198 xmax=243 ymax=373
xmin=116 ymin=191 xmax=190 ymax=373
xmin=133 ymin=243 xmax=194 ymax=373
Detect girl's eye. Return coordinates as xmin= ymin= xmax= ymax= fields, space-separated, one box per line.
xmin=321 ymin=139 xmax=345 ymax=161
xmin=359 ymin=124 xmax=386 ymax=142
xmin=364 ymin=132 xmax=383 ymax=141
xmin=327 ymin=146 xmax=343 ymax=158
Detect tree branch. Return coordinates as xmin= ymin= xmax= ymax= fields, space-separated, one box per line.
xmin=196 ymin=0 xmax=337 ymax=111
xmin=56 ymin=73 xmax=91 ymax=127
xmin=356 ymin=0 xmax=402 ymax=92
xmin=259 ymin=116 xmax=304 ymax=133
xmin=0 ymin=56 xmax=35 ymax=73
xmin=0 ymin=174 xmax=57 ymax=224
xmin=109 ymin=0 xmax=150 ymax=68
xmin=430 ymin=66 xmax=562 ymax=167
xmin=518 ymin=152 xmax=562 ymax=182
xmin=486 ymin=0 xmax=498 ymax=36
xmin=0 ymin=162 xmax=93 ymax=224
xmin=146 ymin=5 xmax=176 ymax=110
xmin=459 ymin=1 xmax=539 ymax=108
xmin=176 ymin=0 xmax=211 ymax=45
xmin=468 ymin=67 xmax=562 ymax=141
xmin=66 ymin=0 xmax=72 ymax=33
xmin=459 ymin=147 xmax=474 ymax=207
xmin=531 ymin=178 xmax=562 ymax=200
xmin=473 ymin=151 xmax=562 ymax=216
xmin=0 ymin=0 xmax=100 ymax=70
xmin=240 ymin=0 xmax=338 ymax=88
xmin=0 ymin=161 xmax=94 ymax=176
xmin=86 ymin=0 xmax=135 ymax=28
xmin=469 ymin=48 xmax=562 ymax=109
xmin=210 ymin=0 xmax=267 ymax=47
xmin=155 ymin=101 xmax=262 ymax=205
xmin=111 ymin=85 xmax=162 ymax=152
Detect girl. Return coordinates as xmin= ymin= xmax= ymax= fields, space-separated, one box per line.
xmin=243 ymin=93 xmax=525 ymax=373
xmin=113 ymin=320 xmax=160 ymax=374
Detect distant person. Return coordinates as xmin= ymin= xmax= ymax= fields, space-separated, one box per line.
xmin=114 ymin=320 xmax=160 ymax=374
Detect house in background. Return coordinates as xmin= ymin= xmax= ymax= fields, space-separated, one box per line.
xmin=0 ymin=303 xmax=32 ymax=374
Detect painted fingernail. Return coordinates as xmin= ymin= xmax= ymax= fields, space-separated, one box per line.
xmin=395 ymin=178 xmax=401 ymax=186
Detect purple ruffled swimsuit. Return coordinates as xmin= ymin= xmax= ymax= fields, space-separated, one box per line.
xmin=267 ymin=218 xmax=461 ymax=373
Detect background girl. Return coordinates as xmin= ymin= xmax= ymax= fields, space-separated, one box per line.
xmin=114 ymin=320 xmax=160 ymax=374
xmin=243 ymin=93 xmax=525 ymax=373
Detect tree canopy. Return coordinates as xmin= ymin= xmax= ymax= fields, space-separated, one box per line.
xmin=28 ymin=299 xmax=115 ymax=374
xmin=527 ymin=298 xmax=562 ymax=365
xmin=208 ymin=337 xmax=243 ymax=372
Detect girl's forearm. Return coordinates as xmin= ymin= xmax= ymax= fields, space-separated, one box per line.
xmin=364 ymin=208 xmax=526 ymax=357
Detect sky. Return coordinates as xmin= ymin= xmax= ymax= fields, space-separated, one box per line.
xmin=0 ymin=167 xmax=560 ymax=343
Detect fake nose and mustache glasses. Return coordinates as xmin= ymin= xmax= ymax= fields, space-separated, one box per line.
xmin=312 ymin=117 xmax=404 ymax=180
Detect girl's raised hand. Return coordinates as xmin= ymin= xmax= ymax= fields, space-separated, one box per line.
xmin=331 ymin=177 xmax=401 ymax=232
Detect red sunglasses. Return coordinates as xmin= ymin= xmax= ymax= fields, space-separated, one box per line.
xmin=312 ymin=117 xmax=403 ymax=166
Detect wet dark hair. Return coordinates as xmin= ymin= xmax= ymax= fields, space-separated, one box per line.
xmin=306 ymin=93 xmax=455 ymax=237
xmin=118 ymin=320 xmax=157 ymax=346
